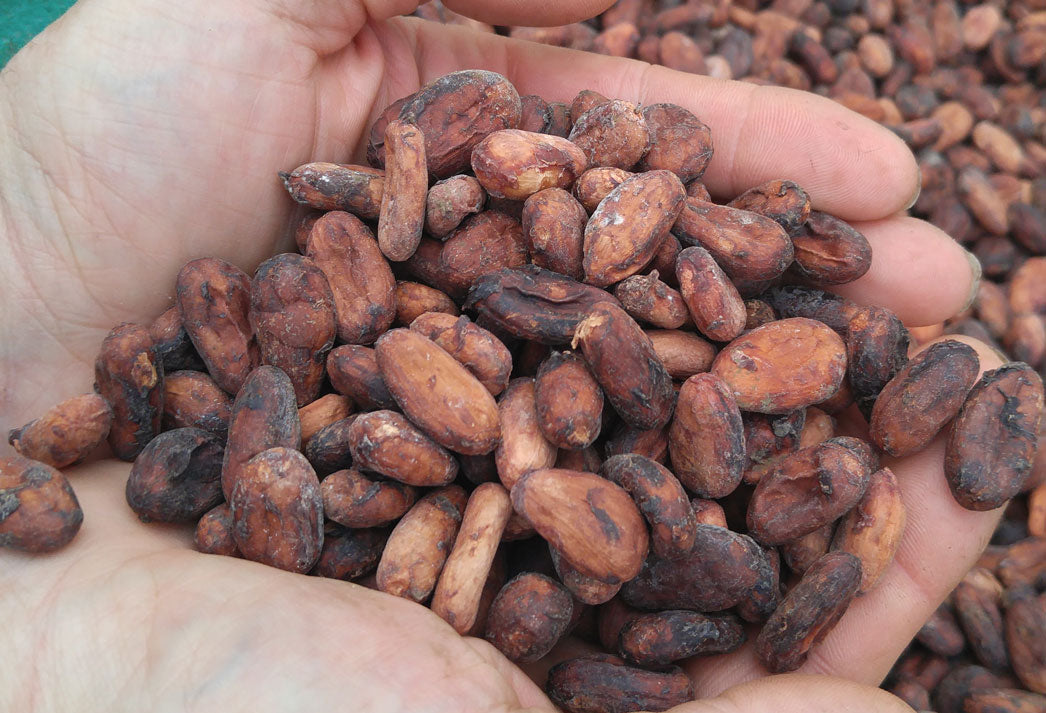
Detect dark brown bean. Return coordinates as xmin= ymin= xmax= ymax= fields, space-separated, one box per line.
xmin=126 ymin=428 xmax=224 ymax=523
xmin=94 ymin=322 xmax=164 ymax=461
xmin=621 ymin=524 xmax=766 ymax=612
xmin=669 ymin=373 xmax=746 ymax=499
xmin=534 ymin=351 xmax=603 ymax=450
xmin=601 ymin=454 xmax=697 ymax=559
xmin=946 ymin=363 xmax=1045 ymax=511
xmin=756 ymin=551 xmax=862 ymax=673
xmin=221 ymin=365 xmax=301 ymax=499
xmin=0 ymin=455 xmax=83 ymax=553
xmin=485 ymin=572 xmax=574 ymax=662
xmin=249 ymin=254 xmax=336 ymax=406
xmin=229 ymin=447 xmax=323 ymax=574
xmin=546 ymin=655 xmax=693 ymax=713
xmin=870 ymin=340 xmax=980 ymax=457
xmin=618 ymin=610 xmax=745 ymax=666
xmin=321 ymin=468 xmax=417 ymax=528
xmin=573 ymin=302 xmax=675 ymax=430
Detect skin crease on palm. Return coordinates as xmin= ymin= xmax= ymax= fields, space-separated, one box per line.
xmin=0 ymin=0 xmax=1005 ymax=711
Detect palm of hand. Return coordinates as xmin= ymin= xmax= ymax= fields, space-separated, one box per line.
xmin=0 ymin=1 xmax=1006 ymax=712
xmin=2 ymin=4 xmax=549 ymax=710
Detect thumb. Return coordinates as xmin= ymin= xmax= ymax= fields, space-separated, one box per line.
xmin=661 ymin=674 xmax=913 ymax=713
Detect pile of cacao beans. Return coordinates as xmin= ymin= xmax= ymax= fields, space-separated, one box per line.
xmin=408 ymin=2 xmax=1046 ymax=711
xmin=1 ymin=40 xmax=1043 ymax=713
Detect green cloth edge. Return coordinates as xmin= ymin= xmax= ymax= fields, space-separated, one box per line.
xmin=1 ymin=0 xmax=77 ymax=69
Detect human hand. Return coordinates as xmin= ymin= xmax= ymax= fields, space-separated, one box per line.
xmin=0 ymin=0 xmax=998 ymax=711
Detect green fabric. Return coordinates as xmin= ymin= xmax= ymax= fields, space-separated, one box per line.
xmin=1 ymin=0 xmax=77 ymax=68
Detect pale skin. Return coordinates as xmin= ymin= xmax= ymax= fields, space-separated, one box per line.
xmin=0 ymin=0 xmax=1003 ymax=711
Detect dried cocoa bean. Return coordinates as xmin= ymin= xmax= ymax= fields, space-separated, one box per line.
xmin=712 ymin=317 xmax=848 ymax=414
xmin=431 ymin=483 xmax=513 ymax=634
xmin=94 ymin=322 xmax=164 ymax=461
xmin=321 ymin=468 xmax=417 ymax=528
xmin=378 ymin=119 xmax=427 ymax=261
xmin=302 ymin=416 xmax=357 ymax=475
xmin=162 ymin=370 xmax=231 ymax=437
xmin=408 ymin=312 xmax=512 ymax=396
xmin=601 ymin=454 xmax=698 ymax=559
xmin=668 ymin=373 xmax=746 ymax=498
xmin=148 ymin=306 xmax=204 ymax=372
xmin=314 ymin=526 xmax=388 ymax=581
xmin=485 ymin=572 xmax=574 ymax=662
xmin=471 ymin=129 xmax=588 ymax=200
xmin=917 ymin=603 xmax=968 ymax=657
xmin=249 ymin=253 xmax=336 ymax=406
xmin=534 ymin=351 xmax=604 ymax=450
xmin=568 ymin=100 xmax=650 ymax=170
xmin=747 ymin=439 xmax=872 ymax=545
xmin=175 ymin=258 xmax=258 ymax=394
xmin=393 ymin=281 xmax=459 ymax=327
xmin=397 ymin=70 xmax=521 ymax=178
xmin=522 ymin=187 xmax=588 ymax=281
xmin=613 ymin=271 xmax=690 ymax=329
xmin=622 ymin=524 xmax=766 ymax=612
xmin=645 ymin=329 xmax=716 ymax=380
xmin=618 ymin=610 xmax=745 ymax=667
xmin=465 ymin=265 xmax=619 ymax=345
xmin=193 ymin=503 xmax=238 ymax=556
xmin=376 ymin=485 xmax=467 ymax=602
xmin=438 ymin=210 xmax=527 ymax=298
xmin=347 ymin=410 xmax=458 ymax=486
xmin=573 ymin=302 xmax=675 ymax=430
xmin=511 ymin=468 xmax=649 ymax=583
xmin=229 ymin=447 xmax=323 ymax=574
xmin=583 ymin=170 xmax=686 ymax=287
xmin=845 ymin=305 xmax=911 ymax=418
xmin=221 ymin=365 xmax=301 ymax=499
xmin=425 ymin=174 xmax=485 ymax=239
xmin=870 ymin=339 xmax=980 ymax=457
xmin=1005 ymin=589 xmax=1046 ymax=694
xmin=297 ymin=393 xmax=352 ymax=446
xmin=946 ymin=363 xmax=1045 ymax=511
xmin=636 ymin=103 xmax=713 ymax=182
xmin=551 ymin=546 xmax=622 ymax=605
xmin=573 ymin=167 xmax=633 ymax=213
xmin=306 ymin=211 xmax=396 ymax=344
xmin=326 ymin=345 xmax=397 ymax=411
xmin=790 ymin=211 xmax=874 ymax=285
xmin=955 ymin=567 xmax=1010 ymax=671
xmin=673 ymin=199 xmax=795 ymax=281
xmin=493 ymin=378 xmax=557 ymax=489
xmin=8 ymin=393 xmax=112 ymax=469
xmin=280 ymin=162 xmax=384 ymax=219
xmin=0 ymin=455 xmax=83 ymax=552
xmin=756 ymin=550 xmax=862 ymax=673
xmin=126 ymin=427 xmax=224 ymax=523
xmin=375 ymin=328 xmax=500 ymax=455
xmin=728 ymin=179 xmax=812 ymax=236
xmin=832 ymin=466 xmax=907 ymax=592
xmin=546 ymin=655 xmax=693 ymax=713
xmin=676 ymin=245 xmax=747 ymax=342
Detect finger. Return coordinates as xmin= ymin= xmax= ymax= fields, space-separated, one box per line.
xmin=442 ymin=0 xmax=617 ymax=26
xmin=829 ymin=216 xmax=980 ymax=327
xmin=664 ymin=674 xmax=912 ymax=713
xmin=265 ymin=0 xmax=614 ymax=54
xmin=683 ymin=337 xmax=1006 ymax=696
xmin=388 ymin=19 xmax=920 ymax=221
xmin=463 ymin=637 xmax=560 ymax=711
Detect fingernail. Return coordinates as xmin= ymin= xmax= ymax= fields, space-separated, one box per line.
xmin=961 ymin=248 xmax=982 ymax=313
xmin=904 ymin=171 xmax=922 ymax=212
